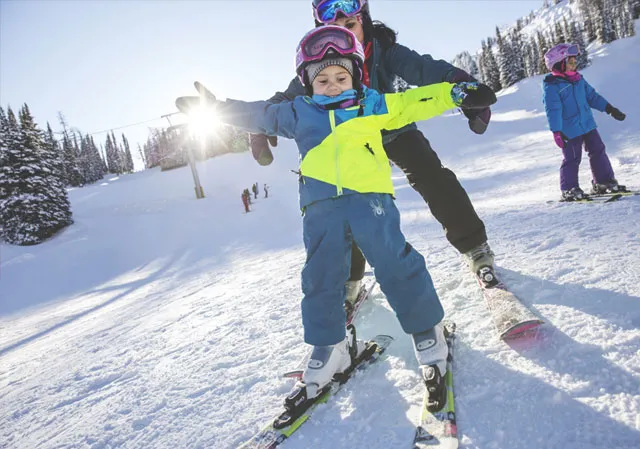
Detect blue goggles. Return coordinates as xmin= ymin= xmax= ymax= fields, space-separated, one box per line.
xmin=313 ymin=0 xmax=366 ymax=23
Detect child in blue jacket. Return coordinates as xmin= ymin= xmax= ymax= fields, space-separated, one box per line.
xmin=176 ymin=26 xmax=496 ymax=399
xmin=542 ymin=43 xmax=627 ymax=201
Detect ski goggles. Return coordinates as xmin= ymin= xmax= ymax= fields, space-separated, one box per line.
xmin=297 ymin=25 xmax=359 ymax=65
xmin=313 ymin=0 xmax=366 ymax=23
xmin=565 ymin=44 xmax=580 ymax=56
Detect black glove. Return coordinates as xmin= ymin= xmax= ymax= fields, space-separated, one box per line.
xmin=462 ymin=107 xmax=491 ymax=134
xmin=250 ymin=134 xmax=276 ymax=166
xmin=605 ymin=104 xmax=626 ymax=121
xmin=452 ymin=82 xmax=497 ymax=109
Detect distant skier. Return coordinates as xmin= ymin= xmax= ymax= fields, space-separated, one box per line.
xmin=264 ymin=183 xmax=269 ymax=198
xmin=543 ymin=43 xmax=627 ymax=202
xmin=175 ymin=25 xmax=496 ymax=399
xmin=252 ymin=182 xmax=258 ymax=199
xmin=241 ymin=191 xmax=250 ymax=213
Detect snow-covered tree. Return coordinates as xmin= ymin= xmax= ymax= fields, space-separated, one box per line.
xmin=554 ymin=21 xmax=567 ymax=44
xmin=480 ymin=40 xmax=502 ymax=92
xmin=450 ymin=51 xmax=480 ymax=80
xmin=121 ymin=133 xmax=134 ymax=173
xmin=537 ymin=31 xmax=551 ymax=73
xmin=0 ymin=104 xmax=72 ymax=245
xmin=496 ymin=27 xmax=523 ymax=88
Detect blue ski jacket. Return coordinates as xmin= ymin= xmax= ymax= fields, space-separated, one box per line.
xmin=542 ymin=73 xmax=609 ymax=139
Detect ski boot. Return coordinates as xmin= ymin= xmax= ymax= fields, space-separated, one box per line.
xmin=413 ymin=323 xmax=449 ymax=412
xmin=591 ymin=179 xmax=627 ymax=195
xmin=274 ymin=325 xmax=368 ymax=429
xmin=464 ymin=242 xmax=497 ymax=286
xmin=561 ymin=187 xmax=588 ymax=202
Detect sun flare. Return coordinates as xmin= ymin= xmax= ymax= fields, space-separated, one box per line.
xmin=186 ymin=105 xmax=221 ymax=139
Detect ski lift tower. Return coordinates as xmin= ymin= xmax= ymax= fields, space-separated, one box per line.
xmin=163 ymin=112 xmax=205 ymax=199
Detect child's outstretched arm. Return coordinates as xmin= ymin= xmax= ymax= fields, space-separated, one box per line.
xmin=176 ymin=83 xmax=297 ymax=139
xmin=215 ymin=99 xmax=297 ymax=138
xmin=381 ymin=82 xmax=496 ymax=131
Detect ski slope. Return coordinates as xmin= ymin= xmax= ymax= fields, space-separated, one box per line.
xmin=2 ymin=31 xmax=640 ymax=449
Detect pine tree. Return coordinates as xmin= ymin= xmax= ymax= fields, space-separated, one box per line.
xmin=137 ymin=143 xmax=147 ymax=169
xmin=594 ymin=0 xmax=616 ymax=43
xmin=89 ymin=136 xmax=106 ymax=180
xmin=537 ymin=31 xmax=551 ymax=73
xmin=632 ymin=0 xmax=640 ymax=19
xmin=450 ymin=51 xmax=480 ymax=80
xmin=523 ymin=36 xmax=538 ymax=77
xmin=617 ymin=0 xmax=636 ymax=38
xmin=579 ymin=0 xmax=597 ymax=43
xmin=509 ymin=29 xmax=527 ymax=82
xmin=481 ymin=38 xmax=502 ymax=92
xmin=0 ymin=104 xmax=72 ymax=245
xmin=569 ymin=20 xmax=591 ymax=69
xmin=105 ymin=132 xmax=121 ymax=174
xmin=0 ymin=106 xmax=17 ymax=203
xmin=57 ymin=113 xmax=83 ymax=187
xmin=121 ymin=133 xmax=134 ymax=172
xmin=43 ymin=123 xmax=65 ymax=183
xmin=555 ymin=21 xmax=566 ymax=44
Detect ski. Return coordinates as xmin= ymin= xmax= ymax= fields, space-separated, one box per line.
xmin=282 ymin=275 xmax=376 ymax=380
xmin=549 ymin=190 xmax=638 ymax=204
xmin=238 ymin=333 xmax=393 ymax=449
xmin=475 ymin=266 xmax=543 ymax=340
xmin=412 ymin=322 xmax=457 ymax=449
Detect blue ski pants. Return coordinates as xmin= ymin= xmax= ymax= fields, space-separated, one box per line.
xmin=301 ymin=193 xmax=444 ymax=346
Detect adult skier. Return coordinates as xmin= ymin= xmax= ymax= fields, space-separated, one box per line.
xmin=250 ymin=0 xmax=496 ymax=305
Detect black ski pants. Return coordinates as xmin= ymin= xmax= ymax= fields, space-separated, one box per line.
xmin=349 ymin=129 xmax=487 ymax=281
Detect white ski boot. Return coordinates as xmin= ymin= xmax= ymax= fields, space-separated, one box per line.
xmin=412 ymin=322 xmax=449 ymax=380
xmin=463 ymin=241 xmax=495 ymax=275
xmin=302 ymin=327 xmax=365 ymax=399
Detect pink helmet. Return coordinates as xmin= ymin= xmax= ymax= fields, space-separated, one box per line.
xmin=295 ymin=25 xmax=365 ymax=87
xmin=544 ymin=43 xmax=580 ymax=71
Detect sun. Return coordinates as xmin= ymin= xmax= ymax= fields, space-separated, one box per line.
xmin=186 ymin=104 xmax=222 ymax=140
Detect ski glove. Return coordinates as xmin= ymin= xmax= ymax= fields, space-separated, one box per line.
xmin=249 ymin=134 xmax=277 ymax=166
xmin=447 ymin=69 xmax=492 ymax=135
xmin=553 ymin=131 xmax=569 ymax=149
xmin=175 ymin=81 xmax=219 ymax=114
xmin=462 ymin=107 xmax=492 ymax=135
xmin=451 ymin=82 xmax=497 ymax=110
xmin=605 ymin=104 xmax=626 ymax=121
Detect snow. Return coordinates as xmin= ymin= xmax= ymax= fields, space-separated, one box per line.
xmin=2 ymin=27 xmax=640 ymax=449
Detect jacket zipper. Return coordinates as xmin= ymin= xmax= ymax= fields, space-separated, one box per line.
xmin=329 ymin=110 xmax=343 ymax=196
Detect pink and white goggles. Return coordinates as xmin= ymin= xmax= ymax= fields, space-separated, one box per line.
xmin=296 ymin=25 xmax=362 ymax=68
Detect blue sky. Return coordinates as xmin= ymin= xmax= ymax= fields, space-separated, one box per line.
xmin=1 ymin=0 xmax=542 ymax=155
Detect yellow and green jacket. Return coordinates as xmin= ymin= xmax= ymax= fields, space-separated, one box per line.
xmin=217 ymin=84 xmax=456 ymax=209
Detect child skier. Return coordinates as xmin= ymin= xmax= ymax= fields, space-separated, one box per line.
xmin=542 ymin=43 xmax=627 ymax=201
xmin=176 ymin=26 xmax=496 ymax=399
